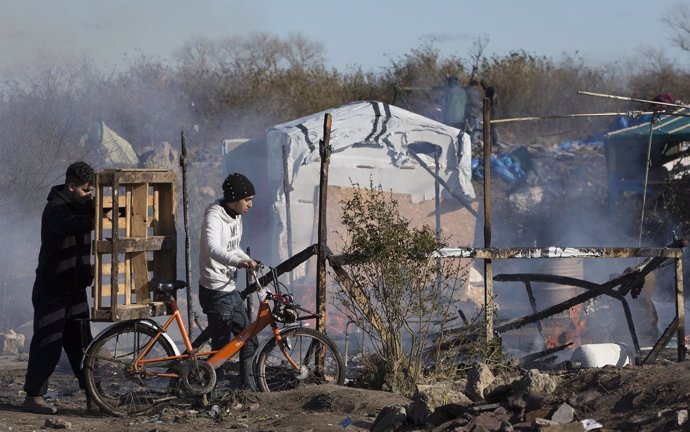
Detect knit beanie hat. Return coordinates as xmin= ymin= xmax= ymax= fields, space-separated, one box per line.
xmin=222 ymin=173 xmax=255 ymax=202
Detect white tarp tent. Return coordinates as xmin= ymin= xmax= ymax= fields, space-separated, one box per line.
xmin=79 ymin=121 xmax=140 ymax=167
xmin=262 ymin=100 xmax=476 ymax=268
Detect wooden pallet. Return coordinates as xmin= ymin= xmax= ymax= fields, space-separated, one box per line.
xmin=92 ymin=169 xmax=177 ymax=321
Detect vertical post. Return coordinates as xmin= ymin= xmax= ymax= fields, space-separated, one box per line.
xmin=316 ymin=113 xmax=332 ymax=334
xmin=282 ymin=144 xmax=294 ymax=284
xmin=245 ymin=247 xmax=255 ymax=318
xmin=434 ymin=147 xmax=442 ymax=289
xmin=111 ymin=175 xmax=120 ymax=321
xmin=675 ymin=256 xmax=686 ymax=361
xmin=638 ymin=116 xmax=656 ymax=247
xmin=482 ymin=97 xmax=494 ymax=341
xmin=180 ymin=130 xmax=193 ymax=335
xmin=434 ymin=147 xmax=441 ymax=243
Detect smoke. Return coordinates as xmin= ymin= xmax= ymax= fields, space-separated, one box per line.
xmin=0 ymin=1 xmax=258 ymax=73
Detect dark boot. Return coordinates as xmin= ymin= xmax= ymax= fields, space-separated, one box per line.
xmin=22 ymin=395 xmax=57 ymax=414
xmin=85 ymin=392 xmax=98 ymax=413
xmin=239 ymin=356 xmax=257 ymax=392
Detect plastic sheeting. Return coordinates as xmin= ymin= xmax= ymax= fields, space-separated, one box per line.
xmin=264 ymin=100 xmax=476 ymax=265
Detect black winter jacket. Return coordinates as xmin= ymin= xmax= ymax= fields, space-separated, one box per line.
xmin=33 ymin=185 xmax=95 ymax=297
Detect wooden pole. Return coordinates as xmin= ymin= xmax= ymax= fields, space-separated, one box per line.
xmin=577 ymin=90 xmax=690 ymax=110
xmin=675 ymin=256 xmax=686 ymax=361
xmin=638 ymin=114 xmax=656 ymax=247
xmin=434 ymin=147 xmax=441 ymax=244
xmin=490 ymin=111 xmax=655 ymax=124
xmin=434 ymin=147 xmax=441 ymax=290
xmin=282 ymin=144 xmax=294 ymax=281
xmin=316 ymin=113 xmax=332 ymax=334
xmin=483 ymin=97 xmax=494 ymax=341
xmin=180 ymin=130 xmax=193 ymax=335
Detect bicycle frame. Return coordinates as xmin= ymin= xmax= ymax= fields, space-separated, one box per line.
xmin=131 ymin=290 xmax=301 ymax=379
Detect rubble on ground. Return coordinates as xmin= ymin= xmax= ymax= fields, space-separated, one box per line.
xmin=0 ymin=330 xmax=25 ymax=355
xmin=370 ymin=353 xmax=690 ymax=432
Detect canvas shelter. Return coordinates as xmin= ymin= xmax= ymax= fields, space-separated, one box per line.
xmin=604 ymin=108 xmax=690 ymax=203
xmin=79 ymin=121 xmax=140 ymax=167
xmin=256 ymin=101 xmax=477 ymax=274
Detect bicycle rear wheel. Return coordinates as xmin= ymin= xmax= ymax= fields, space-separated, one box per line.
xmin=83 ymin=322 xmax=178 ymax=416
xmin=255 ymin=327 xmax=344 ymax=392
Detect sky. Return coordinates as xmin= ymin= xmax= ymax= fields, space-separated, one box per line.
xmin=0 ymin=0 xmax=688 ymax=74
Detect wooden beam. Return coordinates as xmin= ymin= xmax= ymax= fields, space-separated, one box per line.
xmin=316 ymin=113 xmax=332 ymax=334
xmin=95 ymin=236 xmax=176 ymax=253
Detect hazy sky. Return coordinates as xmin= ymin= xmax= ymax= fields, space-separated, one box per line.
xmin=0 ymin=0 xmax=688 ymax=73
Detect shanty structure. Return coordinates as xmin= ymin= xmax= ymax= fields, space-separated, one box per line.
xmin=604 ymin=108 xmax=690 ymax=203
xmin=255 ymin=101 xmax=477 ymax=274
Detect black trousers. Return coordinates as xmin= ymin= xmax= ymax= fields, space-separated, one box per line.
xmin=23 ymin=290 xmax=92 ymax=396
xmin=198 ymin=286 xmax=257 ymax=385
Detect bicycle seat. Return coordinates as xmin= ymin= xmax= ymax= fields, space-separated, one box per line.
xmin=156 ymin=279 xmax=187 ymax=293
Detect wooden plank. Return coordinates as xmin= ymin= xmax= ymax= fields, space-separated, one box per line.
xmin=94 ymin=236 xmax=176 ymax=253
xmin=100 ymin=261 xmax=154 ymax=276
xmin=100 ymin=262 xmax=126 ymax=275
xmin=101 ymin=218 xmax=125 ymax=230
xmin=102 ymin=195 xmax=154 ymax=209
xmin=91 ymin=302 xmax=169 ymax=322
xmin=154 ymin=183 xmax=177 ymax=281
xmin=94 ymin=173 xmax=103 ymax=310
xmin=153 ymin=188 xmax=160 ymax=233
xmin=110 ymin=179 xmax=120 ymax=321
xmin=95 ymin=283 xmax=128 ymax=297
xmin=431 ymin=246 xmax=684 ymax=260
xmin=106 ymin=170 xmax=176 ymax=184
xmin=131 ymin=182 xmax=151 ymax=305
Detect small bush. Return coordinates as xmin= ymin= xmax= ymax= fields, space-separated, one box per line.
xmin=334 ymin=182 xmax=504 ymax=395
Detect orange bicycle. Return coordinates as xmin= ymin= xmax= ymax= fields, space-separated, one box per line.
xmin=82 ymin=264 xmax=344 ymax=417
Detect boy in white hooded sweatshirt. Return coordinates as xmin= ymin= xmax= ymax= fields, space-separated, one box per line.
xmin=198 ymin=173 xmax=257 ymax=391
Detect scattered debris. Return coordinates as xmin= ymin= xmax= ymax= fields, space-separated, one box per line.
xmin=0 ymin=330 xmax=24 ymax=355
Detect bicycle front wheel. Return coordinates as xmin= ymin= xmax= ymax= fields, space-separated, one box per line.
xmin=255 ymin=327 xmax=344 ymax=392
xmin=83 ymin=322 xmax=178 ymax=416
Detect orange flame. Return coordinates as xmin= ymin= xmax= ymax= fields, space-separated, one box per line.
xmin=544 ymin=304 xmax=590 ymax=349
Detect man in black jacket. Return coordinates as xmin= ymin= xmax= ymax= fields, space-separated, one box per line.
xmin=22 ymin=161 xmax=107 ymax=414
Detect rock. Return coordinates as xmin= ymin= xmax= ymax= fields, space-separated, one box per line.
xmin=525 ymin=407 xmax=552 ymax=423
xmin=678 ymin=409 xmax=688 ymax=426
xmin=140 ymin=141 xmax=179 ymax=170
xmin=427 ymin=404 xmax=471 ymax=427
xmin=0 ymin=330 xmax=25 ymax=355
xmin=551 ymin=403 xmax=575 ymax=424
xmin=513 ymin=369 xmax=559 ymax=396
xmin=469 ymin=412 xmax=503 ymax=431
xmin=485 ymin=374 xmax=522 ymax=403
xmin=430 ymin=417 xmax=469 ymax=432
xmin=465 ymin=362 xmax=496 ymax=401
xmin=539 ymin=422 xmax=586 ymax=431
xmin=407 ymin=382 xmax=472 ymax=425
xmin=370 ymin=405 xmax=407 ymax=432
xmin=44 ymin=417 xmax=72 ymax=429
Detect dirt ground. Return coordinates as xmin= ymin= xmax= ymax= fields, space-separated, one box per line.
xmin=1 ymin=351 xmax=689 ymax=432
xmin=0 ymin=354 xmax=410 ymax=432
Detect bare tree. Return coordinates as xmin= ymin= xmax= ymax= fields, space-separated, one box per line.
xmin=663 ymin=2 xmax=690 ymax=52
xmin=467 ymin=34 xmax=490 ymax=82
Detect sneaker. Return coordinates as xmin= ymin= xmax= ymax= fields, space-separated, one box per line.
xmin=21 ymin=395 xmax=57 ymax=415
